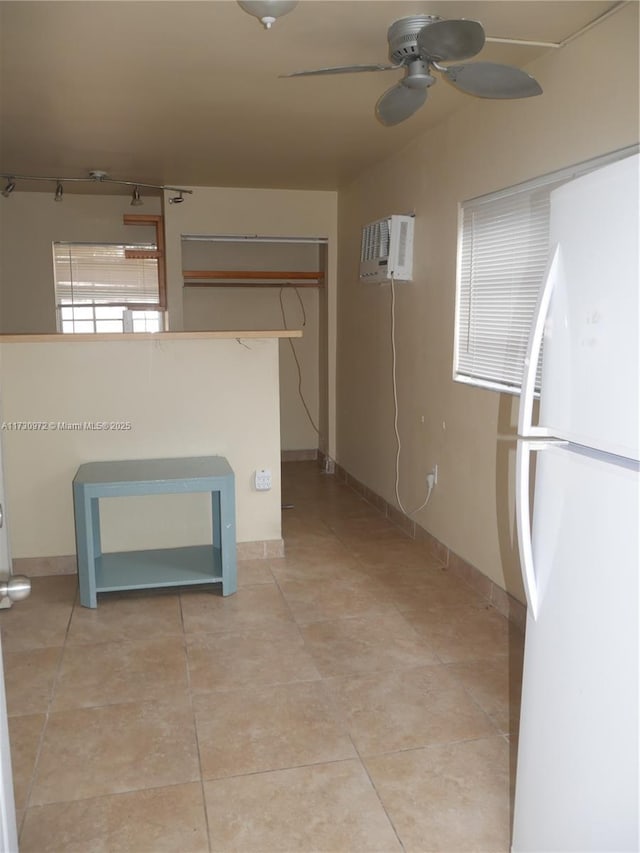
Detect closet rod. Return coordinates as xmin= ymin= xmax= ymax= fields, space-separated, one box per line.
xmin=184 ymin=281 xmax=323 ymax=289
xmin=183 ymin=270 xmax=323 ymax=281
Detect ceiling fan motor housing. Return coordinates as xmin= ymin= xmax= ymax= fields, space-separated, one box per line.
xmin=387 ymin=16 xmax=441 ymax=64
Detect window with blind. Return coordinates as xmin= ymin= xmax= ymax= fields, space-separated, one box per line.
xmin=53 ymin=242 xmax=165 ymax=334
xmin=453 ymin=145 xmax=636 ymax=395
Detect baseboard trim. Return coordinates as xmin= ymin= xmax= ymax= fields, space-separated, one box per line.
xmin=332 ymin=461 xmax=526 ymax=631
xmin=13 ymin=538 xmax=286 ymax=578
xmin=281 ymin=449 xmax=318 ymax=462
xmin=12 ymin=555 xmax=77 ymax=577
xmin=237 ymin=539 xmax=285 ymax=560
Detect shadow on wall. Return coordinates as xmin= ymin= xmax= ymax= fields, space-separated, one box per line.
xmin=495 ymin=392 xmax=525 ymax=603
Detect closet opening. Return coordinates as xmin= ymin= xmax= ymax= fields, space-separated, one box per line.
xmin=180 ymin=234 xmax=329 ymax=465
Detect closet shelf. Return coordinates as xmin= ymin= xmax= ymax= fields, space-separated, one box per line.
xmin=183 ymin=270 xmax=324 ymax=287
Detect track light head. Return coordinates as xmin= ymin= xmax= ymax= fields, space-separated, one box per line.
xmin=130 ymin=186 xmax=143 ymax=206
xmin=169 ymin=192 xmax=185 ymax=204
xmin=1 ymin=179 xmax=16 ymax=198
xmin=54 ymin=181 xmax=64 ymax=202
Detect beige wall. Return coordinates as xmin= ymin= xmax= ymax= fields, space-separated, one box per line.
xmin=336 ymin=4 xmax=639 ymax=601
xmin=0 ymin=337 xmax=283 ymax=558
xmin=0 ymin=193 xmax=160 ymax=333
xmin=182 ymin=239 xmax=321 ymax=451
xmin=164 ymin=186 xmax=338 ymax=459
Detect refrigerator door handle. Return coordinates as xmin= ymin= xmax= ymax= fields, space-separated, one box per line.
xmin=518 ymin=244 xmax=562 ymax=438
xmin=516 ymin=439 xmax=539 ymax=619
xmin=516 ymin=438 xmax=567 ymax=620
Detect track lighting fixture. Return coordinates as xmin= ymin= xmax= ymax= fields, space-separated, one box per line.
xmin=237 ymin=1 xmax=297 ymax=29
xmin=130 ymin=185 xmax=143 ymax=206
xmin=0 ymin=170 xmax=192 ymax=202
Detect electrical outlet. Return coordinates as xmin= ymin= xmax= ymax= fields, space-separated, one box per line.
xmin=426 ymin=465 xmax=439 ymax=491
xmin=254 ymin=468 xmax=272 ymax=491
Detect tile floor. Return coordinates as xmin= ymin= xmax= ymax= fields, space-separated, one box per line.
xmin=2 ymin=461 xmax=524 ymax=852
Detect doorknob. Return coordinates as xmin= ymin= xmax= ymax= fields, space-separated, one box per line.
xmin=0 ymin=575 xmax=31 ymax=602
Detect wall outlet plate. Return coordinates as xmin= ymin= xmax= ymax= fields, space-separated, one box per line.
xmin=255 ymin=468 xmax=272 ymax=491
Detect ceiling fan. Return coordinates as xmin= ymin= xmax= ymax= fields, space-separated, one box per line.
xmin=282 ymin=15 xmax=543 ymax=126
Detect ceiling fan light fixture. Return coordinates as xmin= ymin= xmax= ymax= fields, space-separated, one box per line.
xmin=403 ymin=60 xmax=436 ymax=90
xmin=237 ymin=1 xmax=297 ymax=29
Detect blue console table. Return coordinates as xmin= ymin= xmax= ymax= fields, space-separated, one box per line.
xmin=73 ymin=456 xmax=237 ymax=608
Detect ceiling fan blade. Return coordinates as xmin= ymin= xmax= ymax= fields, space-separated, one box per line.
xmin=282 ymin=63 xmax=398 ymax=78
xmin=443 ymin=62 xmax=543 ymax=98
xmin=376 ymin=82 xmax=428 ymax=126
xmin=417 ymin=19 xmax=485 ymax=62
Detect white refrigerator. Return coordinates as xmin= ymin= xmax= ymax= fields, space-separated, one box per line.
xmin=512 ymin=151 xmax=640 ymax=852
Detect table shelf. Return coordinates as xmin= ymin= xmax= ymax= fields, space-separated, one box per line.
xmin=95 ymin=545 xmax=223 ymax=593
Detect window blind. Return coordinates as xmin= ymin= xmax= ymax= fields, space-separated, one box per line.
xmin=453 ymin=145 xmax=638 ymax=395
xmin=455 ymin=187 xmax=552 ymax=393
xmin=53 ymin=243 xmax=160 ymax=308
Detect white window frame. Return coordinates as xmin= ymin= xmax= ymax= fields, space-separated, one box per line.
xmin=453 ymin=144 xmax=638 ymax=395
xmin=53 ymin=241 xmax=165 ymax=334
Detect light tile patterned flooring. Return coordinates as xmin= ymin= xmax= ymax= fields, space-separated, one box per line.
xmin=2 ymin=461 xmax=524 ymax=852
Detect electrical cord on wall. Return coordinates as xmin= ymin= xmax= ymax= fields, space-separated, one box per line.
xmin=391 ymin=276 xmax=433 ymax=516
xmin=279 ymin=286 xmax=320 ymax=436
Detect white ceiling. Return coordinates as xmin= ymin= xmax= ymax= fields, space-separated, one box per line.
xmin=0 ymin=1 xmax=620 ymax=191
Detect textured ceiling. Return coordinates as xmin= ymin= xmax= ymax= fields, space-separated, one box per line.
xmin=0 ymin=0 xmax=621 ymax=191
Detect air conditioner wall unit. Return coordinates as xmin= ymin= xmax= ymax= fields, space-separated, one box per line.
xmin=359 ymin=214 xmax=414 ymax=283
